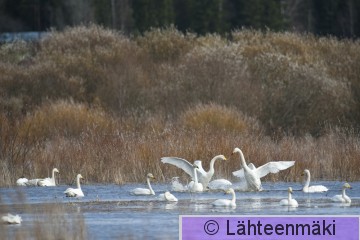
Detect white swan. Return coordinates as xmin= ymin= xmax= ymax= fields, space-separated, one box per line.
xmin=232 ymin=147 xmax=295 ymax=191
xmin=302 ymin=169 xmax=328 ymax=193
xmin=16 ymin=177 xmax=29 ymax=186
xmin=64 ymin=174 xmax=84 ymax=197
xmin=161 ymin=155 xmax=227 ymax=188
xmin=187 ymin=164 xmax=204 ymax=192
xmin=212 ymin=188 xmax=236 ymax=207
xmin=37 ymin=168 xmax=60 ymax=186
xmin=130 ymin=173 xmax=156 ymax=195
xmin=1 ymin=214 xmax=22 ymax=224
xmin=279 ymin=187 xmax=298 ymax=207
xmin=332 ymin=183 xmax=351 ymax=203
xmin=158 ymin=191 xmax=178 ymax=202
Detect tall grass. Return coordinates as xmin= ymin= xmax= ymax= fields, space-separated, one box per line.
xmin=1 ymin=25 xmax=360 ymax=185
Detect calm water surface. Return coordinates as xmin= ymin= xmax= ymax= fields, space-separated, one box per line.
xmin=1 ymin=181 xmax=360 ymax=239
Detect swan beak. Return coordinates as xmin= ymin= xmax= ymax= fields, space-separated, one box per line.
xmin=224 ymin=157 xmax=227 ymax=161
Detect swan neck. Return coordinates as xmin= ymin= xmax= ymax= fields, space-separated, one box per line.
xmin=342 ymin=188 xmax=346 ymax=198
xmin=288 ymin=192 xmax=292 ymax=201
xmin=304 ymin=172 xmax=310 ymax=187
xmin=238 ymin=151 xmax=249 ymax=170
xmin=76 ymin=176 xmax=81 ymax=189
xmin=231 ymin=191 xmax=236 ymax=204
xmin=209 ymin=157 xmax=218 ymax=174
xmin=52 ymin=169 xmax=55 ymax=179
xmin=147 ymin=178 xmax=154 ymax=194
xmin=193 ymin=168 xmax=199 ymax=183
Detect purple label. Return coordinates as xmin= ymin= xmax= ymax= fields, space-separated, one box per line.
xmin=180 ymin=216 xmax=359 ymax=240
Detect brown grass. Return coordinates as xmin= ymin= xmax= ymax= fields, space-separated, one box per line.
xmin=1 ymin=25 xmax=360 ymax=185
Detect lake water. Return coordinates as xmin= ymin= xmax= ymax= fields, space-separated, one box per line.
xmin=1 ymin=181 xmax=360 ymax=239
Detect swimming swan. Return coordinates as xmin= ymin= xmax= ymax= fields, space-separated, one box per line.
xmin=279 ymin=187 xmax=298 ymax=207
xmin=332 ymin=183 xmax=351 ymax=203
xmin=16 ymin=177 xmax=29 ymax=186
xmin=20 ymin=168 xmax=60 ymax=186
xmin=130 ymin=173 xmax=156 ymax=195
xmin=64 ymin=174 xmax=84 ymax=197
xmin=302 ymin=169 xmax=328 ymax=193
xmin=212 ymin=188 xmax=236 ymax=207
xmin=38 ymin=168 xmax=60 ymax=186
xmin=158 ymin=191 xmax=178 ymax=202
xmin=161 ymin=155 xmax=227 ymax=188
xmin=1 ymin=214 xmax=22 ymax=224
xmin=232 ymin=147 xmax=295 ymax=191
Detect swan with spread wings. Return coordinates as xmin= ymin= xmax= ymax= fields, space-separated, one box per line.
xmin=161 ymin=155 xmax=227 ymax=190
xmin=232 ymin=147 xmax=295 ymax=191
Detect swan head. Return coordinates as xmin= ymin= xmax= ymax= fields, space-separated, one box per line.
xmin=288 ymin=187 xmax=293 ymax=194
xmin=147 ymin=173 xmax=155 ymax=179
xmin=343 ymin=182 xmax=351 ymax=189
xmin=225 ymin=188 xmax=234 ymax=195
xmin=53 ymin=168 xmax=60 ymax=173
xmin=217 ymin=155 xmax=227 ymax=161
xmin=231 ymin=147 xmax=241 ymax=155
xmin=77 ymin=174 xmax=84 ymax=180
xmin=301 ymin=169 xmax=310 ymax=176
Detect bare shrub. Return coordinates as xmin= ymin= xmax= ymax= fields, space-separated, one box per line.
xmin=136 ymin=26 xmax=197 ymax=63
xmin=0 ymin=40 xmax=35 ymax=64
xmin=18 ymin=100 xmax=117 ymax=141
xmin=250 ymin=52 xmax=353 ymax=135
xmin=179 ymin=103 xmax=262 ymax=135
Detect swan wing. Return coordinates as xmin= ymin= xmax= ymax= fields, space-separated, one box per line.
xmin=130 ymin=188 xmax=151 ymax=195
xmin=26 ymin=179 xmax=40 ymax=186
xmin=254 ymin=161 xmax=295 ymax=179
xmin=306 ymin=185 xmax=328 ymax=192
xmin=193 ymin=160 xmax=207 ymax=177
xmin=161 ymin=157 xmax=195 ymax=179
xmin=38 ymin=178 xmax=53 ymax=186
xmin=64 ymin=188 xmax=84 ymax=197
xmin=232 ymin=163 xmax=257 ymax=178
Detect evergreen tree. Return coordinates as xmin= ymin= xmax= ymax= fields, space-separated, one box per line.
xmin=132 ymin=0 xmax=174 ymax=33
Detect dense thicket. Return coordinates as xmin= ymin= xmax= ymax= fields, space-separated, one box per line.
xmin=0 ymin=26 xmax=360 ymax=186
xmin=1 ymin=0 xmax=360 ymax=38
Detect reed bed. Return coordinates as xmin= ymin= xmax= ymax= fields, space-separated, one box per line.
xmin=1 ymin=25 xmax=360 ymax=186
xmin=1 ymin=102 xmax=360 ymax=186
